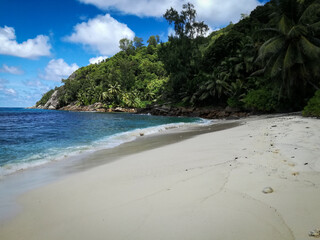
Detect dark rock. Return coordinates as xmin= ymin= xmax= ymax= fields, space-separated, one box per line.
xmin=225 ymin=106 xmax=241 ymax=113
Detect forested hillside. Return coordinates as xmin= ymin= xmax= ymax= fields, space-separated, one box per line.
xmin=36 ymin=0 xmax=320 ymax=116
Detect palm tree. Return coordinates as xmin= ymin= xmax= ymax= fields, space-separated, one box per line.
xmin=256 ymin=0 xmax=320 ymax=100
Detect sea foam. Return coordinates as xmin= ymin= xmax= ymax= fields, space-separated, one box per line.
xmin=0 ymin=118 xmax=213 ymax=178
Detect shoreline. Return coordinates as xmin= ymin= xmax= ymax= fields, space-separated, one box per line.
xmin=0 ymin=118 xmax=239 ymax=222
xmin=1 ymin=115 xmax=319 ymax=239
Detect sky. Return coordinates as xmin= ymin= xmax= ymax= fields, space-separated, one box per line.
xmin=0 ymin=0 xmax=268 ymax=107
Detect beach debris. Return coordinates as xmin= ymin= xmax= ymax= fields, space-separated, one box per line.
xmin=139 ymin=133 xmax=144 ymax=136
xmin=292 ymin=172 xmax=299 ymax=176
xmin=262 ymin=187 xmax=274 ymax=194
xmin=271 ymin=125 xmax=277 ymax=127
xmin=309 ymin=229 xmax=320 ymax=238
xmin=304 ymin=163 xmax=309 ymax=165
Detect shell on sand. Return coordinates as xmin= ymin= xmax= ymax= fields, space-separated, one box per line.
xmin=262 ymin=187 xmax=274 ymax=194
xmin=309 ymin=229 xmax=320 ymax=238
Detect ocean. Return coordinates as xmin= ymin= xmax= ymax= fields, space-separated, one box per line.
xmin=0 ymin=108 xmax=207 ymax=177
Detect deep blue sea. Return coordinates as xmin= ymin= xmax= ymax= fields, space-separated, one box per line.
xmin=0 ymin=108 xmax=207 ymax=177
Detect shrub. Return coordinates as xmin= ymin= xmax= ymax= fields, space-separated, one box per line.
xmin=243 ymin=88 xmax=278 ymax=112
xmin=227 ymin=96 xmax=243 ymax=108
xmin=303 ymin=90 xmax=320 ymax=117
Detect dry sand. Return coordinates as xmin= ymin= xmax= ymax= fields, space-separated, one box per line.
xmin=0 ymin=115 xmax=319 ymax=240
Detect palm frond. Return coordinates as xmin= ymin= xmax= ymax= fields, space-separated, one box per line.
xmin=283 ymin=43 xmax=298 ymax=70
xmin=250 ymin=68 xmax=265 ymax=77
xmin=271 ymin=52 xmax=284 ymax=78
xmin=278 ymin=15 xmax=294 ymax=34
xmin=308 ymin=20 xmax=320 ymax=33
xmin=299 ymin=2 xmax=320 ymax=25
xmin=299 ymin=35 xmax=320 ymax=59
xmin=288 ymin=25 xmax=307 ymax=39
xmin=257 ymin=36 xmax=285 ymax=62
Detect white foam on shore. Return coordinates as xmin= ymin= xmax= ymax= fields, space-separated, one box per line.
xmin=0 ymin=118 xmax=214 ymax=178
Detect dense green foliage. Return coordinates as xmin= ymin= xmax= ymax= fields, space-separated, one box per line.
xmin=37 ymin=0 xmax=320 ymax=113
xmin=243 ymin=88 xmax=278 ymax=112
xmin=55 ymin=39 xmax=167 ymax=108
xmin=303 ymin=90 xmax=320 ymax=117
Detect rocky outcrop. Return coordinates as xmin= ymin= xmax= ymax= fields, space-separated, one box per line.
xmin=137 ymin=105 xmax=250 ymax=119
xmin=58 ymin=103 xmax=248 ymax=119
xmin=34 ymin=95 xmax=249 ymax=119
xmin=60 ymin=102 xmax=137 ymax=113
xmin=34 ymin=89 xmax=60 ymax=110
xmin=43 ymin=90 xmax=60 ymax=110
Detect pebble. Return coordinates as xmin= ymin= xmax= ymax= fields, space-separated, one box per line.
xmin=139 ymin=133 xmax=144 ymax=136
xmin=262 ymin=187 xmax=274 ymax=194
xmin=309 ymin=229 xmax=320 ymax=238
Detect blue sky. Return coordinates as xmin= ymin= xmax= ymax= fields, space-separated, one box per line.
xmin=0 ymin=0 xmax=268 ymax=107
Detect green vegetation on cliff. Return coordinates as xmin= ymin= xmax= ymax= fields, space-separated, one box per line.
xmin=57 ymin=37 xmax=166 ymax=108
xmin=37 ymin=0 xmax=320 ymax=115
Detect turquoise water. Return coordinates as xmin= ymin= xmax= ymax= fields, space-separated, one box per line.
xmin=0 ymin=108 xmax=207 ymax=176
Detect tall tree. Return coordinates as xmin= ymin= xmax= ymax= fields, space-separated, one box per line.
xmin=119 ymin=38 xmax=135 ymax=54
xmin=147 ymin=35 xmax=160 ymax=47
xmin=160 ymin=3 xmax=209 ymax=101
xmin=256 ymin=0 xmax=320 ymax=102
xmin=164 ymin=3 xmax=208 ymax=39
xmin=133 ymin=37 xmax=144 ymax=48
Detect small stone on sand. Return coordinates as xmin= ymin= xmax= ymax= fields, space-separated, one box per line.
xmin=262 ymin=187 xmax=274 ymax=194
xmin=309 ymin=229 xmax=320 ymax=238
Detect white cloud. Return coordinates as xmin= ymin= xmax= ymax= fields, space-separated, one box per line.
xmin=4 ymin=88 xmax=17 ymax=96
xmin=0 ymin=26 xmax=51 ymax=59
xmin=64 ymin=14 xmax=135 ymax=55
xmin=40 ymin=59 xmax=79 ymax=82
xmin=194 ymin=0 xmax=260 ymax=27
xmin=77 ymin=0 xmax=261 ymax=27
xmin=0 ymin=64 xmax=24 ymax=74
xmin=89 ymin=56 xmax=108 ymax=64
xmin=0 ymin=78 xmax=17 ymax=96
xmin=78 ymin=0 xmax=172 ymax=17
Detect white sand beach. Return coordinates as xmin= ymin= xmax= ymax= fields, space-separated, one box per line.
xmin=0 ymin=115 xmax=319 ymax=240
